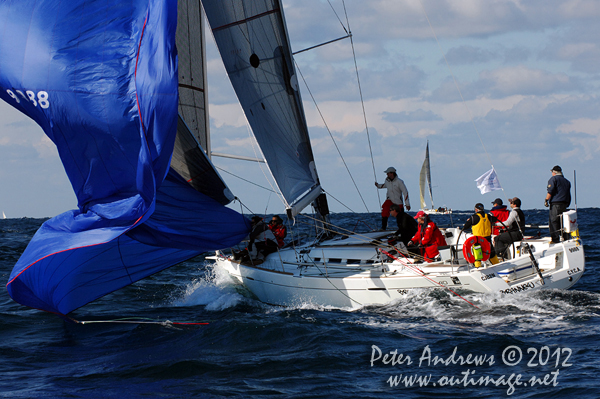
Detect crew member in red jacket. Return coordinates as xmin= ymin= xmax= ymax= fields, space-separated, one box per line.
xmin=268 ymin=215 xmax=287 ymax=248
xmin=407 ymin=211 xmax=447 ymax=262
xmin=490 ymin=198 xmax=510 ymax=235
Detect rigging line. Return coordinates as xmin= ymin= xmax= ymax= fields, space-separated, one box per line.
xmin=323 ymin=189 xmax=377 ymax=231
xmin=341 ymin=0 xmax=381 ymax=207
xmin=294 ymin=62 xmax=370 ymax=213
xmin=297 ymin=213 xmax=380 ymax=243
xmin=295 ymin=217 xmax=426 ymax=261
xmin=417 ymin=0 xmax=494 ymax=169
xmin=303 ymin=253 xmax=363 ymax=307
xmin=326 ymin=0 xmax=349 ymax=34
xmin=215 ymin=166 xmax=278 ymax=194
xmin=67 ymin=316 xmax=210 ymax=326
xmin=380 ymin=249 xmax=479 ymax=309
xmin=295 ymin=213 xmax=424 ymax=260
xmin=264 ymin=192 xmax=272 ymax=215
xmin=236 ymin=197 xmax=256 ymax=216
xmin=322 ymin=189 xmax=357 ymax=213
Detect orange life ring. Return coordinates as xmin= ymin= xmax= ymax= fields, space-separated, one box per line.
xmin=462 ymin=236 xmax=491 ymax=263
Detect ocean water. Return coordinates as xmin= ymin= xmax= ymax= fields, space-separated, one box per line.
xmin=1 ymin=208 xmax=599 ymax=398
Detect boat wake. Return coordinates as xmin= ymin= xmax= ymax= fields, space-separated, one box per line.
xmin=360 ymin=288 xmax=600 ymax=335
xmin=172 ymin=263 xmax=251 ymax=311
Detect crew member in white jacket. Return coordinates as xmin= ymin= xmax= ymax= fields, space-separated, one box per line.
xmin=375 ymin=167 xmax=411 ymax=230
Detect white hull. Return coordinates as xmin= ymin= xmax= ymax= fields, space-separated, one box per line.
xmin=211 ymin=229 xmax=585 ymax=308
xmin=421 ymin=208 xmax=452 ymax=215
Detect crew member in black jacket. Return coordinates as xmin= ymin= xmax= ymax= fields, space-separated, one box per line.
xmin=544 ymin=165 xmax=571 ymax=243
xmin=494 ymin=197 xmax=525 ymax=259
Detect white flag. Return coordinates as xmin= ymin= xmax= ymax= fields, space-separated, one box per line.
xmin=475 ymin=168 xmax=502 ymax=194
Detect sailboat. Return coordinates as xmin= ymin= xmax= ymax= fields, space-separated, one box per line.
xmin=202 ymin=0 xmax=585 ymax=308
xmin=0 ymin=0 xmax=585 ymax=314
xmin=2 ymin=211 xmax=5 ymax=219
xmin=419 ymin=141 xmax=452 ymax=215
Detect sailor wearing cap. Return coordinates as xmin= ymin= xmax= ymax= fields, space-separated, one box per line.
xmin=407 ymin=211 xmax=447 ymax=262
xmin=375 ymin=167 xmax=411 ymax=230
xmin=545 ymin=165 xmax=571 ymax=243
xmin=490 ymin=198 xmax=509 ymax=235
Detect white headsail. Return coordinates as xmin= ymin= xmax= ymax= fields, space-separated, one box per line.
xmin=202 ymin=0 xmax=323 ymax=216
xmin=419 ymin=141 xmax=433 ymax=210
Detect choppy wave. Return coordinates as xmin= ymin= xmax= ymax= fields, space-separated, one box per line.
xmin=1 ymin=209 xmax=599 ymax=398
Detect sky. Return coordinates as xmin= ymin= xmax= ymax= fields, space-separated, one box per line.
xmin=1 ymin=0 xmax=599 ymax=218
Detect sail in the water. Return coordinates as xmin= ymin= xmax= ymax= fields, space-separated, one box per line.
xmin=202 ymin=0 xmax=324 ymax=217
xmin=0 ymin=0 xmax=250 ymax=315
xmin=419 ymin=141 xmax=434 ymax=210
xmin=2 ymin=211 xmax=5 ymax=219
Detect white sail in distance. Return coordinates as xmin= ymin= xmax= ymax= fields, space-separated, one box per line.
xmin=419 ymin=141 xmax=433 ymax=210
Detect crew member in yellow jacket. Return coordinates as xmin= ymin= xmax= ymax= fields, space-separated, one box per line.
xmin=463 ymin=203 xmax=500 ymax=267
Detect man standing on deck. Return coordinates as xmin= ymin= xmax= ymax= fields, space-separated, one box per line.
xmin=545 ymin=165 xmax=571 ymax=243
xmin=375 ymin=167 xmax=411 ymax=230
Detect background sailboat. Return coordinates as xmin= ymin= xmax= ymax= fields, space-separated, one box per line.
xmin=419 ymin=141 xmax=452 ymax=215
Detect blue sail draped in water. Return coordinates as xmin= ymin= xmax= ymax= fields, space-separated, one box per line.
xmin=1 ymin=0 xmax=250 ymax=315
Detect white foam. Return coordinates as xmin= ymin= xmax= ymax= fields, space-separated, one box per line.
xmin=171 ymin=263 xmax=247 ymax=311
xmin=347 ymin=288 xmax=600 ymax=336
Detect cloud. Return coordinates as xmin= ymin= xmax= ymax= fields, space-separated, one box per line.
xmin=479 ymin=66 xmax=575 ymax=96
xmin=381 ymin=109 xmax=442 ymax=122
xmin=557 ymin=117 xmax=600 ymax=159
xmin=429 ymin=66 xmax=577 ymax=102
xmin=444 ymin=45 xmax=497 ymax=65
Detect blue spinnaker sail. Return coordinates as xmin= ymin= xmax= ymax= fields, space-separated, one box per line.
xmin=1 ymin=0 xmax=250 ymax=315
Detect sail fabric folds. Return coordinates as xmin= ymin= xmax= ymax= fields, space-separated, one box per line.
xmin=202 ymin=0 xmax=321 ymax=212
xmin=173 ymin=0 xmax=235 ymax=206
xmin=1 ymin=0 xmax=250 ymax=315
xmin=419 ymin=142 xmax=433 ymax=209
xmin=171 ymin=115 xmax=235 ymax=205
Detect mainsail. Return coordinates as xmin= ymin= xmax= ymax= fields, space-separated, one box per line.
xmin=1 ymin=0 xmax=250 ymax=315
xmin=176 ymin=0 xmax=210 ymax=153
xmin=202 ymin=0 xmax=323 ymax=217
xmin=419 ymin=141 xmax=434 ymax=210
